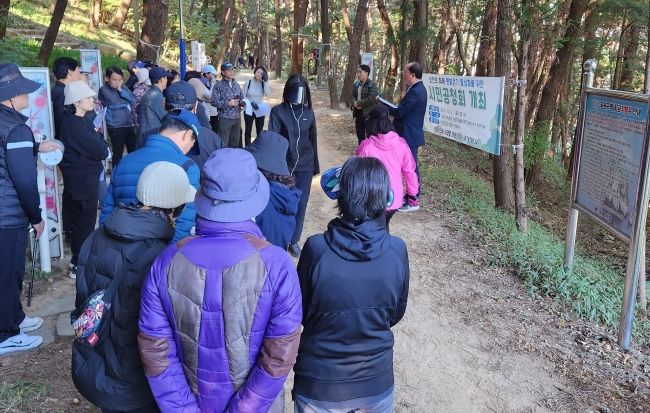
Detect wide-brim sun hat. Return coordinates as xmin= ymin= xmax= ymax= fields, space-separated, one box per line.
xmin=194 ymin=148 xmax=270 ymax=222
xmin=0 ymin=63 xmax=40 ymax=102
xmin=64 ymin=80 xmax=97 ymax=105
xmin=245 ymin=131 xmax=290 ymax=176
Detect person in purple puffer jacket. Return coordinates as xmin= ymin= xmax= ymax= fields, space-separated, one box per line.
xmin=137 ymin=148 xmax=302 ymax=413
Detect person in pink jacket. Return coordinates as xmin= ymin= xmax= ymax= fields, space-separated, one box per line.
xmin=356 ymin=105 xmax=419 ymax=228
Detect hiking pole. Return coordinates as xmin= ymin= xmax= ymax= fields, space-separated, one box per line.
xmin=27 ymin=227 xmax=37 ymax=307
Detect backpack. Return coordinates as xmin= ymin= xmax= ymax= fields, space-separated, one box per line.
xmin=70 ymin=238 xmax=159 ymax=347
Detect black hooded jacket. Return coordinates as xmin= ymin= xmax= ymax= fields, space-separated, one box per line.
xmin=72 ymin=206 xmax=174 ymax=411
xmin=293 ymin=216 xmax=410 ymax=402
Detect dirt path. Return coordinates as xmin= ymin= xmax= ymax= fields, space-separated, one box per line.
xmin=2 ymin=73 xmax=648 ymax=413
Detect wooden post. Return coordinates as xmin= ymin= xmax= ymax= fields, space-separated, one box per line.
xmin=514 ymin=0 xmax=530 ymax=233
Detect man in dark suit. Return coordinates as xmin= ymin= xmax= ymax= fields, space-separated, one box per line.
xmin=388 ymin=61 xmax=426 ymax=198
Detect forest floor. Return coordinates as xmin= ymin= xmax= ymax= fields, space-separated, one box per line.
xmin=1 ymin=74 xmax=650 ymax=413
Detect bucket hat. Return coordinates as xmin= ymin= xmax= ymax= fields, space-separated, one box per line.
xmin=64 ymin=81 xmax=97 ymax=105
xmin=245 ymin=131 xmax=290 ymax=176
xmin=194 ymin=148 xmax=270 ymax=222
xmin=0 ymin=63 xmax=40 ymax=101
xmin=137 ymin=161 xmax=196 ymax=209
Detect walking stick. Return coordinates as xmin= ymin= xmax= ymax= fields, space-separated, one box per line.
xmin=27 ymin=227 xmax=37 ymax=307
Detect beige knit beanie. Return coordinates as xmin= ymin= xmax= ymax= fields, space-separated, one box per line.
xmin=136 ymin=161 xmax=196 ymax=209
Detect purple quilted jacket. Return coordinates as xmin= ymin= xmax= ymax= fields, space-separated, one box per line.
xmin=138 ymin=218 xmax=302 ymax=412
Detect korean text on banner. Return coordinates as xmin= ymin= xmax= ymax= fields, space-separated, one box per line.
xmin=422 ymin=74 xmax=505 ymax=155
xmin=574 ymin=93 xmax=648 ymax=240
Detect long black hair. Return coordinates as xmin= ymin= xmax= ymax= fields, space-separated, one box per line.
xmin=337 ymin=156 xmax=390 ymax=223
xmin=282 ymin=73 xmax=312 ymax=109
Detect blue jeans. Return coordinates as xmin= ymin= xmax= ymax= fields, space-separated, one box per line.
xmin=293 ymin=387 xmax=394 ymax=413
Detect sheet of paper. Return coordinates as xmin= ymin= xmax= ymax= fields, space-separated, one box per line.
xmin=254 ymin=102 xmax=271 ymax=117
xmin=377 ymin=96 xmax=398 ymax=109
xmin=93 ymin=107 xmax=107 ymax=130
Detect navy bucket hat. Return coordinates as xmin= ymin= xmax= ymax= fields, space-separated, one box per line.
xmin=0 ymin=63 xmax=40 ymax=102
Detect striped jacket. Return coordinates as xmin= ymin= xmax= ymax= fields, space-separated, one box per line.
xmin=138 ymin=218 xmax=302 ymax=412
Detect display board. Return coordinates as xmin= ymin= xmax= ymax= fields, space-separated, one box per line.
xmin=79 ymin=49 xmax=103 ymax=93
xmin=19 ymin=67 xmax=64 ymax=259
xmin=422 ymin=73 xmax=505 ymax=155
xmin=574 ymin=90 xmax=649 ymax=241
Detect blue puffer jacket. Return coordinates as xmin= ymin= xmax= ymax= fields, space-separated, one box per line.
xmin=99 ymin=134 xmax=200 ymax=243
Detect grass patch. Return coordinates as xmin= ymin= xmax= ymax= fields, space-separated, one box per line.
xmin=0 ymin=37 xmax=127 ymax=70
xmin=0 ymin=380 xmax=52 ymax=412
xmin=421 ymin=160 xmax=650 ymax=346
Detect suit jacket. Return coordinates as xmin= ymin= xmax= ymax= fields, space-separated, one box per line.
xmin=388 ymin=81 xmax=427 ymax=148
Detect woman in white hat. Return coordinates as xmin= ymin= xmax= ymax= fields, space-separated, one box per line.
xmin=72 ymin=161 xmax=196 ymax=413
xmin=59 ymin=80 xmax=109 ymax=279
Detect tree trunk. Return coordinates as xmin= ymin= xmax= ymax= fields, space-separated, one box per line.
xmin=619 ymin=23 xmax=641 ymax=91
xmin=112 ymin=0 xmax=133 ymax=29
xmin=213 ymin=0 xmax=235 ymax=68
xmin=339 ymin=0 xmax=369 ymax=104
xmin=474 ymin=0 xmax=496 ymax=77
xmin=132 ymin=0 xmax=140 ymax=50
xmin=90 ymin=0 xmax=102 ymax=29
xmin=377 ymin=0 xmax=398 ymax=99
xmin=0 ymin=0 xmax=10 ymax=40
xmin=274 ymin=0 xmax=283 ymax=78
xmin=230 ymin=24 xmax=241 ymax=64
xmin=529 ymin=0 xmax=587 ymax=188
xmin=291 ymin=0 xmax=309 ymax=74
xmin=38 ymin=0 xmax=68 ymax=66
xmin=363 ymin=11 xmax=371 ymax=52
xmin=612 ymin=11 xmax=627 ymax=90
xmin=339 ymin=0 xmax=352 ymax=43
xmin=643 ymin=9 xmax=650 ymax=95
xmin=447 ymin=0 xmax=471 ymax=75
xmin=514 ymin=0 xmax=530 ymax=233
xmin=493 ymin=0 xmax=514 ymax=211
xmin=431 ymin=17 xmax=453 ymax=74
xmin=408 ymin=0 xmax=427 ymax=64
xmin=136 ymin=0 xmax=168 ymax=63
xmin=321 ymin=0 xmax=338 ymax=108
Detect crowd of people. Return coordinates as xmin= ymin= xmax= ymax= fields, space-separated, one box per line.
xmin=0 ymin=55 xmax=430 ymax=412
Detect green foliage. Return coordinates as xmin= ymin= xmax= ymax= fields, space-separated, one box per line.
xmin=0 ymin=37 xmax=127 ymax=71
xmin=420 ymin=158 xmax=650 ymax=345
xmin=524 ymin=122 xmax=550 ymax=170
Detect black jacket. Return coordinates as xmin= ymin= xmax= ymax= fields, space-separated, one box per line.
xmin=293 ymin=217 xmax=410 ymax=402
xmin=51 ymin=81 xmax=66 ymax=139
xmin=72 ymin=206 xmax=173 ymax=411
xmin=58 ymin=113 xmax=109 ymax=200
xmin=269 ymin=103 xmax=319 ymax=175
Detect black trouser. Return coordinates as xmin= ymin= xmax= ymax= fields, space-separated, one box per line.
xmin=102 ymin=401 xmax=160 ymax=413
xmin=410 ymin=145 xmax=420 ymax=197
xmin=0 ymin=227 xmax=28 ymax=342
xmin=385 ymin=210 xmax=397 ymax=232
xmin=354 ymin=110 xmax=367 ymax=144
xmin=63 ymin=193 xmax=98 ymax=266
xmin=218 ymin=117 xmax=242 ymax=148
xmin=108 ymin=126 xmax=137 ymax=169
xmin=209 ymin=116 xmax=219 ymax=135
xmin=243 ymin=114 xmax=265 ymax=146
xmin=292 ymin=171 xmax=312 ymax=245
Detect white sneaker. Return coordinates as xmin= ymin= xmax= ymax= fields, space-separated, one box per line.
xmin=0 ymin=334 xmax=43 ymax=355
xmin=68 ymin=264 xmax=77 ymax=279
xmin=399 ymin=204 xmax=420 ymax=212
xmin=19 ymin=316 xmax=43 ymax=334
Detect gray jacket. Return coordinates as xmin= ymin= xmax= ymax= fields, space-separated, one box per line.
xmin=98 ymin=85 xmax=136 ymax=129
